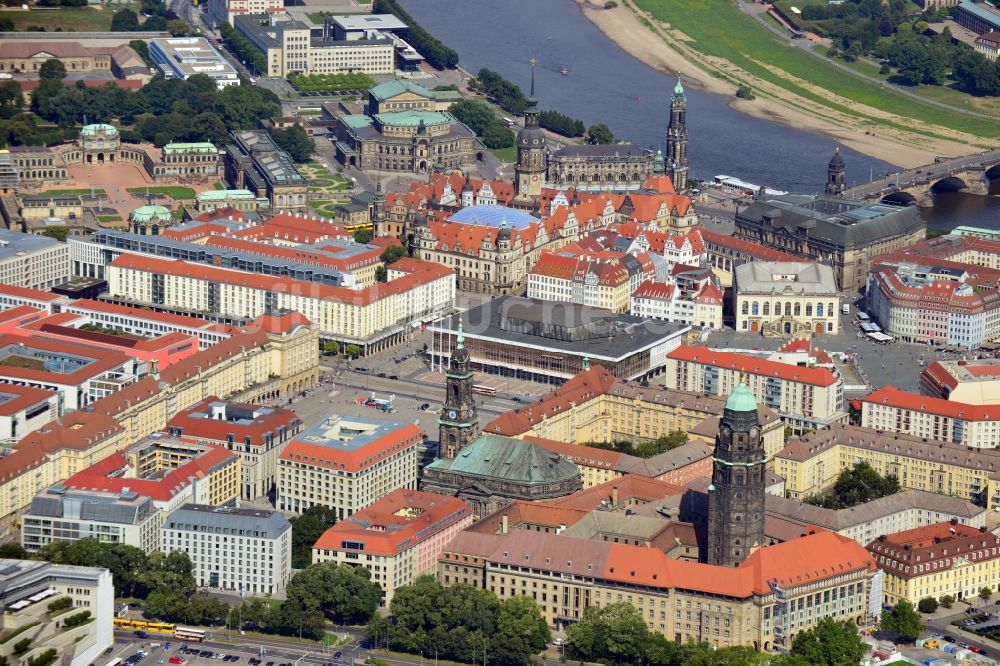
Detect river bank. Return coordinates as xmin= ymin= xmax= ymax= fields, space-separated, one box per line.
xmin=576 ymin=0 xmax=982 ymax=168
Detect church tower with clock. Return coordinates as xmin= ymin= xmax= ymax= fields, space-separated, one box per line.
xmin=513 ymin=59 xmax=546 ymax=206
xmin=438 ymin=321 xmax=479 ymax=459
xmin=706 ymin=379 xmax=767 ymax=567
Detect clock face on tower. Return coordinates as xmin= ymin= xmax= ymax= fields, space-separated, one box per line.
xmin=448 ymin=410 xmax=457 ymax=420
xmin=469 ymin=408 xmax=475 ymax=416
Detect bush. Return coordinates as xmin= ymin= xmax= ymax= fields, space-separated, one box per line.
xmin=288 ymin=72 xmax=375 ymax=93
xmin=940 ymin=595 xmax=955 ymax=609
xmin=13 ymin=637 xmax=30 ymax=655
xmin=918 ymin=597 xmax=938 ymax=614
xmin=62 ymin=610 xmax=92 ymax=629
xmin=47 ymin=597 xmax=72 ymax=613
xmin=28 ymin=649 xmax=57 ymax=666
xmin=736 ymin=84 xmax=756 ymax=100
xmin=604 ymin=0 xmax=618 ymax=7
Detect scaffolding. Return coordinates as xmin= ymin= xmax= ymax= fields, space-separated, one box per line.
xmin=768 ymin=577 xmax=789 ymax=650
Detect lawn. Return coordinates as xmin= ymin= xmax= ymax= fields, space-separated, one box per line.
xmin=631 ymin=0 xmax=1000 ymax=139
xmin=491 ymin=145 xmax=517 ymax=162
xmin=35 ymin=188 xmax=105 ymax=197
xmin=126 ymin=186 xmax=197 ymax=200
xmin=289 ymin=72 xmax=375 ymax=93
xmin=97 ymin=215 xmax=123 ymax=223
xmin=311 ymin=199 xmax=342 ymax=217
xmin=5 ymin=3 xmax=138 ymax=32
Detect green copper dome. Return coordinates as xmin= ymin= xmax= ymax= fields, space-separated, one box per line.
xmin=673 ymin=77 xmax=685 ymax=96
xmin=725 ymin=382 xmax=757 ymax=412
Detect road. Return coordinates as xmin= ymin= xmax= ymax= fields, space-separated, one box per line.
xmin=845 ymin=148 xmax=1000 ymax=199
xmin=922 ymin=606 xmax=999 ymax=660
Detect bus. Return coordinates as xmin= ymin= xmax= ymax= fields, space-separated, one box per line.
xmin=105 ymin=659 xmax=122 ymax=666
xmin=472 ymin=384 xmax=497 ymax=397
xmin=112 ymin=618 xmax=176 ymax=634
xmin=174 ymin=626 xmax=206 ymax=643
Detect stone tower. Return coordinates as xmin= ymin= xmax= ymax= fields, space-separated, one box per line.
xmin=665 ymin=77 xmax=689 ymax=193
xmin=371 ymin=179 xmax=385 ymax=234
xmin=438 ymin=320 xmax=479 ymax=459
xmin=514 ymin=59 xmax=546 ymax=205
xmin=706 ymin=381 xmax=766 ymax=567
xmin=826 ymin=146 xmax=846 ymax=196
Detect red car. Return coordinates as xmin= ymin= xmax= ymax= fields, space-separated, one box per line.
xmin=169 ymin=658 xmax=185 ymax=665
xmin=968 ymin=646 xmax=982 ymax=654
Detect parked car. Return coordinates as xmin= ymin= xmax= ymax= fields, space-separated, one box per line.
xmin=169 ymin=658 xmax=185 ymax=665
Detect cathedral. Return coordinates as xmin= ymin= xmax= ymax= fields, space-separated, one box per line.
xmin=421 ymin=318 xmax=582 ymax=517
xmin=513 ymin=60 xmax=547 ymax=207
xmin=706 ymin=379 xmax=767 ymax=567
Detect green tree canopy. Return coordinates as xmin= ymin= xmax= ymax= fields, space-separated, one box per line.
xmin=881 ymin=599 xmax=922 ymax=642
xmin=289 ymin=504 xmax=338 ymax=569
xmin=38 ymin=59 xmax=66 ymax=81
xmin=566 ymin=603 xmax=649 ymax=664
xmin=270 ymin=124 xmax=315 ymax=163
xmin=449 ymin=98 xmax=499 ymax=136
xmin=918 ymin=597 xmax=938 ymax=613
xmin=286 ymin=561 xmax=382 ymax=624
xmin=587 ymin=123 xmax=615 ymax=144
xmin=380 ymin=244 xmax=406 ymax=266
xmin=790 ymin=617 xmax=866 ymax=665
xmin=804 ymin=461 xmax=899 ymax=509
xmin=167 ymin=19 xmax=190 ymax=36
xmin=354 ymin=228 xmax=374 ymax=244
xmin=111 ymin=8 xmax=140 ymax=32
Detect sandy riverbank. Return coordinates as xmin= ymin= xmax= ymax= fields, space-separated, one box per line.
xmin=577 ymin=0 xmax=979 ymax=168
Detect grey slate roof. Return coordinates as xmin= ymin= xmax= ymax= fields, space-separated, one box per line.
xmin=734 ymin=261 xmax=838 ymax=295
xmin=737 ymin=194 xmax=925 ymax=250
xmin=163 ymin=503 xmax=290 ymax=539
xmin=425 ymin=434 xmax=580 ymax=484
xmin=552 ymin=143 xmax=649 ymax=159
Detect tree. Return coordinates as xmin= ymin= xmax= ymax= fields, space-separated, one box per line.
xmin=566 ymin=602 xmax=648 ymax=664
xmin=285 ymin=562 xmax=382 ymax=624
xmin=38 ymin=59 xmax=66 ymax=81
xmin=805 ymin=461 xmax=899 ymax=509
xmin=940 ymin=594 xmax=955 ymax=609
xmin=981 ymin=586 xmax=993 ymax=606
xmin=323 ymin=341 xmax=340 ymax=355
xmin=167 ymin=19 xmax=190 ymax=36
xmin=374 ymin=264 xmax=388 ymax=283
xmin=918 ymin=597 xmax=939 ymax=613
xmin=129 ymin=40 xmax=153 ymax=66
xmin=881 ymin=599 xmax=922 ymax=642
xmin=448 ymin=99 xmax=497 ymax=136
xmin=344 ymin=344 xmax=361 ymax=359
xmin=380 ymin=244 xmax=406 ymax=266
xmin=586 ymin=123 xmax=614 ymax=144
xmin=270 ymin=124 xmax=315 ymax=163
xmin=479 ymin=121 xmax=514 ymax=150
xmin=215 ymin=84 xmax=281 ymax=130
xmin=790 ymin=617 xmax=865 ymax=665
xmin=353 ymin=228 xmax=374 ymax=244
xmin=289 ymin=505 xmax=338 ymax=570
xmin=41 ymin=227 xmax=68 ymax=243
xmin=0 ymin=542 xmax=27 ymax=559
xmin=0 ymin=82 xmax=23 ymax=120
xmin=111 ymin=8 xmax=140 ymax=32
xmin=492 ymin=596 xmax=550 ymax=666
xmin=538 ymin=110 xmax=585 ymax=137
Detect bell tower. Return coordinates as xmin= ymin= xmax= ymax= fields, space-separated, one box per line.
xmin=706 ymin=379 xmax=767 ymax=567
xmin=514 ymin=58 xmax=546 ymax=205
xmin=438 ymin=320 xmax=479 ymax=459
xmin=825 ymin=146 xmax=846 ymax=196
xmin=665 ymin=76 xmax=689 ymax=193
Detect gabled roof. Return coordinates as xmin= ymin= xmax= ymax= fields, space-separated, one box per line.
xmin=668 ymin=346 xmax=839 ymax=387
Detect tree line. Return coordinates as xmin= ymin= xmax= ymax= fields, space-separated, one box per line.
xmin=470 ymin=68 xmax=529 ymax=116
xmin=372 ymin=0 xmax=458 ymax=69
xmin=583 ymin=431 xmax=688 ymax=459
xmin=448 ymin=98 xmax=513 ymax=150
xmin=219 ymin=22 xmax=267 ymax=76
xmin=0 ymin=69 xmax=279 ymax=148
xmin=538 ymin=110 xmax=585 ymax=138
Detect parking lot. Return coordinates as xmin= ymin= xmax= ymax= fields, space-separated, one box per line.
xmin=110 ymin=633 xmax=350 ymax=666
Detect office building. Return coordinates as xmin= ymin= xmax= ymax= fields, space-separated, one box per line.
xmin=921 ymin=358 xmax=1000 ymax=404
xmin=312 ymin=489 xmax=472 ymax=604
xmin=862 ymin=385 xmax=1000 ymax=449
xmin=0 ymin=229 xmax=69 ymax=290
xmin=162 ymin=504 xmax=292 ymax=594
xmin=167 ymin=397 xmax=301 ymax=500
xmin=0 ymin=384 xmax=57 ymax=442
xmin=0 ymin=559 xmax=113 ymax=666
xmin=149 ymin=37 xmax=240 ymax=89
xmin=277 ymin=416 xmax=422 ymax=518
xmin=21 ymin=486 xmax=161 ymax=553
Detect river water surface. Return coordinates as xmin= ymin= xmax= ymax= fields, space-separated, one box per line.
xmin=399 ymin=0 xmax=998 ymax=228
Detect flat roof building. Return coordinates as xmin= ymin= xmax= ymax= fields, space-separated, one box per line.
xmin=148 ymin=37 xmax=239 ymax=89
xmin=277 ymin=416 xmax=422 ymax=518
xmin=162 ymin=503 xmax=292 ymax=594
xmin=0 ymin=229 xmax=69 ymax=291
xmin=313 ymin=489 xmax=472 ymax=604
xmin=429 ymin=296 xmax=690 ymax=384
xmin=21 ymin=485 xmax=161 ymax=554
xmin=0 ymin=559 xmax=113 ymax=666
xmin=921 ymin=358 xmax=1000 ymax=404
xmin=0 ymin=383 xmax=58 ymax=442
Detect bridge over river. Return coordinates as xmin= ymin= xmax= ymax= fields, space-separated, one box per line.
xmin=845 ymin=148 xmax=1000 ymax=206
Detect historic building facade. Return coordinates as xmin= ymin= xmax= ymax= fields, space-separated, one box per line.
xmin=438 ymin=323 xmax=479 ymax=459
xmin=707 ymin=382 xmax=767 ymax=567
xmin=546 ymin=144 xmax=654 ymax=193
xmin=665 ymin=78 xmax=689 ymax=193
xmin=825 ymin=147 xmax=846 ymax=196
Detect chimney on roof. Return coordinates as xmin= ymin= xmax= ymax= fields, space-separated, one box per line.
xmin=612 ymin=486 xmax=619 ymax=505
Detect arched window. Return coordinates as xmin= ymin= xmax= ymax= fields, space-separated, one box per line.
xmin=806 ymin=304 xmax=813 ymax=316
xmin=816 ymin=303 xmax=824 ymax=317
xmin=763 ymin=302 xmax=770 ymax=316
xmin=794 ymin=302 xmax=801 ymax=316
xmin=751 ymin=301 xmax=759 ymax=316
xmin=784 ymin=302 xmax=792 ymax=316
xmin=774 ymin=302 xmax=781 ymax=316
xmin=741 ymin=301 xmax=749 ymax=315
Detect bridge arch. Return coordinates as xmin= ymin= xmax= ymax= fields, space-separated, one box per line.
xmin=987 ymin=164 xmax=1000 ymax=180
xmin=881 ymin=191 xmax=917 ymax=206
xmin=930 ymin=176 xmax=968 ymax=194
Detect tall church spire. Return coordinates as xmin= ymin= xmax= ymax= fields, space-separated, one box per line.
xmin=514 ymin=57 xmax=546 ymax=204
xmin=706 ymin=380 xmax=766 ymax=567
xmin=438 ymin=318 xmax=478 ymax=459
xmin=666 ymin=75 xmax=689 ymax=194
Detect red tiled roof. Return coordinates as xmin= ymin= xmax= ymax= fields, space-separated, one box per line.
xmin=244 ymin=311 xmax=312 ymax=336
xmin=0 ymin=333 xmax=131 ymax=385
xmin=921 ymin=361 xmax=958 ymax=392
xmin=312 ymin=489 xmax=470 ymax=556
xmin=631 ymin=280 xmax=676 ymax=301
xmin=524 ymin=436 xmax=625 ymax=470
xmin=700 ymin=228 xmax=803 ymax=262
xmin=0 ymin=384 xmax=54 ymax=417
xmin=866 ymin=521 xmax=1000 ymax=579
xmin=17 ymin=411 xmax=121 ymax=454
xmin=67 ymin=300 xmax=221 ymax=331
xmin=0 ymin=285 xmax=61 ymax=302
xmin=547 ymin=474 xmax=685 ymax=511
xmin=668 ymin=346 xmax=839 ymax=387
xmin=168 ymin=396 xmax=299 ymax=446
xmin=863 ymin=386 xmax=1000 ymax=421
xmin=695 ymin=282 xmax=723 ymax=305
xmin=642 ymin=175 xmax=676 ymax=194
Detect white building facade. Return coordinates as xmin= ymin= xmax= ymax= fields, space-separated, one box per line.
xmin=0 ymin=230 xmax=70 ymax=291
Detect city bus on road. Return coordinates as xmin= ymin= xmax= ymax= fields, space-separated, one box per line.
xmin=472 ymin=384 xmax=498 ymax=397
xmin=174 ymin=626 xmax=206 ymax=642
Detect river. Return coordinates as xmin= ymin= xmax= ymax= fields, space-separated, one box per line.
xmin=400 ymin=0 xmax=998 ymax=227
